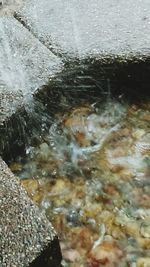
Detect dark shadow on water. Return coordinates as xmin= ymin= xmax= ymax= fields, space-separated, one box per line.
xmin=30 ymin=238 xmax=62 ymax=267
xmin=1 ymin=57 xmax=150 ymax=163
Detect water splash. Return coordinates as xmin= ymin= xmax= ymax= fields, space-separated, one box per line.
xmin=46 ymin=99 xmax=127 ymax=175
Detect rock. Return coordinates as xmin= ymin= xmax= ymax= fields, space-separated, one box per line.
xmin=16 ymin=0 xmax=150 ymax=59
xmin=0 ymin=157 xmax=62 ymax=267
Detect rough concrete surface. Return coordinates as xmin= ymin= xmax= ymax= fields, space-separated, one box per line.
xmin=0 ymin=0 xmax=26 ymax=16
xmin=0 ymin=89 xmax=23 ymax=127
xmin=16 ymin=0 xmax=150 ymax=59
xmin=0 ymin=157 xmax=62 ymax=267
xmin=0 ymin=17 xmax=63 ymax=125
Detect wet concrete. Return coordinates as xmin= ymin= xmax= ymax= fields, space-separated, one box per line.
xmin=16 ymin=0 xmax=150 ymax=59
xmin=0 ymin=157 xmax=62 ymax=267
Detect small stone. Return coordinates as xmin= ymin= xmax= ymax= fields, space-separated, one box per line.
xmin=10 ymin=162 xmax=23 ymax=172
xmin=132 ymin=129 xmax=145 ymax=139
xmin=88 ymin=240 xmax=123 ymax=266
xmin=143 ymin=114 xmax=150 ymax=122
xmin=51 ymin=179 xmax=66 ymax=194
xmin=66 ymin=209 xmax=80 ymax=226
xmin=63 ymin=249 xmax=81 ymax=262
xmin=21 ymin=179 xmax=39 ymax=196
xmin=137 ymin=258 xmax=150 ymax=267
xmin=140 ymin=221 xmax=150 ymax=238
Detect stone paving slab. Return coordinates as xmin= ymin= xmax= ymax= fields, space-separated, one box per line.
xmin=0 ymin=17 xmax=63 ymax=159
xmin=0 ymin=17 xmax=63 ymax=126
xmin=16 ymin=0 xmax=150 ymax=59
xmin=0 ymin=157 xmax=62 ymax=267
xmin=0 ymin=0 xmax=26 ymax=16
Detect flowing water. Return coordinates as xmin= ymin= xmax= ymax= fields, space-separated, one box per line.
xmin=9 ymin=96 xmax=150 ymax=267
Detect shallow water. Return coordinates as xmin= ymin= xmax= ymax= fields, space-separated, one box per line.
xmin=10 ymin=98 xmax=150 ymax=267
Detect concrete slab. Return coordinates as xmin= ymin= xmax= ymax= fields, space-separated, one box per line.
xmin=0 ymin=0 xmax=26 ymax=16
xmin=0 ymin=17 xmax=63 ymax=157
xmin=0 ymin=17 xmax=62 ymax=125
xmin=16 ymin=0 xmax=150 ymax=59
xmin=0 ymin=157 xmax=62 ymax=267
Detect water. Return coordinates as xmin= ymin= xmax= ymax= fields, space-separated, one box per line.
xmin=9 ymin=97 xmax=150 ymax=267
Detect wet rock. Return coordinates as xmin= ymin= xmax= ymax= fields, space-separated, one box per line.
xmin=16 ymin=0 xmax=150 ymax=59
xmin=0 ymin=157 xmax=62 ymax=267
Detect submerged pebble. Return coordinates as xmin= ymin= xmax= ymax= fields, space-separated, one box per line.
xmin=66 ymin=209 xmax=80 ymax=226
xmin=140 ymin=221 xmax=150 ymax=238
xmin=137 ymin=258 xmax=150 ymax=267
